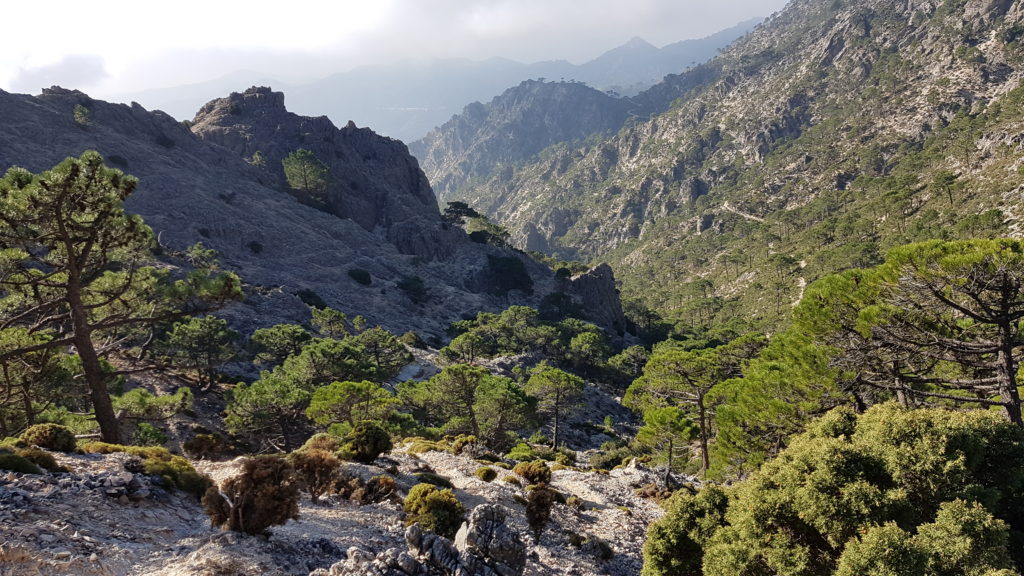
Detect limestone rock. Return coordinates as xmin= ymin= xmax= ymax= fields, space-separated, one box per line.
xmin=0 ymin=86 xmax=584 ymax=340
xmin=453 ymin=505 xmax=526 ymax=576
xmin=567 ymin=264 xmax=627 ymax=338
xmin=326 ymin=504 xmax=525 ymax=576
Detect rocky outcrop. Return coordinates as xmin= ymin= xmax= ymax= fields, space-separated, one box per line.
xmin=320 ymin=504 xmax=526 ymax=576
xmin=568 ymin=264 xmax=627 ymax=337
xmin=0 ymin=86 xmax=579 ymax=340
xmin=192 ymin=87 xmax=447 ymax=260
xmin=410 ymin=80 xmax=635 ymax=206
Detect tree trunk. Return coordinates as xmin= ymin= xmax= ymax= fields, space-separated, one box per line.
xmin=697 ymin=398 xmax=710 ymax=477
xmin=664 ymin=439 xmax=674 ymax=489
xmin=68 ymin=283 xmax=121 ymax=444
xmin=74 ymin=331 xmax=121 ymax=444
xmin=551 ymin=405 xmax=560 ymax=451
xmin=997 ymin=324 xmax=1023 ymax=426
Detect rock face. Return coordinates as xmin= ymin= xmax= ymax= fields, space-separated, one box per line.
xmin=0 ymin=86 xmax=575 ymax=339
xmin=321 ymin=504 xmax=526 ymax=576
xmin=410 ymin=80 xmax=635 ymax=206
xmin=191 ymin=87 xmax=446 ymax=260
xmin=407 ymin=0 xmax=1024 ymax=324
xmin=568 ymin=264 xmax=627 ymax=337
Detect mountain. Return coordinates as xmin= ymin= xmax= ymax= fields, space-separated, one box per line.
xmin=416 ymin=0 xmax=1024 ymax=328
xmin=0 ymin=86 xmax=626 ymax=340
xmin=409 ymin=79 xmax=637 ymax=205
xmin=106 ymin=20 xmax=759 ymax=143
xmin=573 ymin=18 xmax=763 ymax=94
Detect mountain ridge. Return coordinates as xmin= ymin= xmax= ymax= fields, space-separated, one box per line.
xmin=0 ymin=86 xmax=630 ymax=340
xmin=413 ymin=0 xmax=1024 ymax=328
xmin=103 ymin=19 xmax=761 ymax=142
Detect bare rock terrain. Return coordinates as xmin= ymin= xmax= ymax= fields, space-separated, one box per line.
xmin=0 ymin=447 xmax=667 ymax=576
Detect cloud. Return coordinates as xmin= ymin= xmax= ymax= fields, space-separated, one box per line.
xmin=9 ymin=55 xmax=109 ymax=94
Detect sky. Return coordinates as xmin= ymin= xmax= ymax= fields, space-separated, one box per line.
xmin=0 ymin=0 xmax=788 ymax=99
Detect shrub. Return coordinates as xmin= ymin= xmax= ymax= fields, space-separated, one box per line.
xmin=145 ymin=455 xmax=212 ymax=497
xmin=503 ymin=476 xmax=522 ymax=487
xmin=586 ymin=537 xmax=615 ymax=561
xmin=641 ymin=486 xmax=729 ymax=576
xmin=475 ymin=467 xmax=498 ymax=482
xmin=296 ymin=288 xmax=327 ymax=309
xmin=203 ymin=455 xmax=299 ymax=535
xmin=300 ymin=433 xmax=344 ymax=454
xmin=288 ymin=449 xmax=340 ymax=503
xmin=15 ymin=447 xmax=63 ymax=472
xmin=20 ymin=424 xmax=77 ymax=452
xmin=647 ymin=405 xmax=1024 ymax=576
xmin=339 ymin=423 xmax=392 ymax=464
xmin=407 ymin=439 xmax=444 ymax=454
xmin=397 ymin=276 xmax=428 ymax=304
xmin=78 ymin=442 xmax=211 ymax=497
xmin=450 ymin=435 xmax=479 ymax=455
xmin=183 ymin=433 xmax=224 ymax=460
xmin=403 ymin=483 xmax=465 ymax=539
xmin=0 ymin=452 xmax=41 ymax=474
xmin=589 ymin=445 xmax=632 ymax=471
xmin=415 ymin=472 xmax=453 ymax=489
xmin=526 ymin=484 xmax=557 ymax=543
xmin=73 ymin=104 xmax=91 ymax=126
xmin=554 ymin=449 xmax=576 ymax=466
xmin=506 ymin=443 xmax=536 ymax=462
xmin=514 ymin=460 xmax=551 ymax=485
xmin=635 ymin=483 xmax=674 ymax=502
xmin=566 ymin=495 xmax=584 ymax=510
xmin=358 ymin=475 xmax=398 ymax=504
xmin=399 ymin=330 xmax=427 ymax=349
xmin=133 ymin=422 xmax=168 ymax=446
xmin=348 ymin=268 xmax=372 ymax=285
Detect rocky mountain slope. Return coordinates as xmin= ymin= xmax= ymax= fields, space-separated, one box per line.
xmin=410 ymin=80 xmax=637 ymax=206
xmin=420 ymin=0 xmax=1024 ymax=326
xmin=0 ymin=445 xmax=666 ymax=576
xmin=0 ymin=86 xmax=625 ymax=340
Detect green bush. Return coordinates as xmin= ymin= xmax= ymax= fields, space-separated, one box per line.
xmin=0 ymin=452 xmax=41 ymax=474
xmin=514 ymin=460 xmax=551 ymax=485
xmin=133 ymin=422 xmax=168 ymax=446
xmin=339 ymin=423 xmax=392 ymax=464
xmin=300 ymin=433 xmax=344 ymax=453
xmin=449 ymin=434 xmax=478 ymax=454
xmin=79 ymin=441 xmax=211 ymax=497
xmin=641 ymin=486 xmax=729 ymax=576
xmin=554 ymin=448 xmax=576 ymax=466
xmin=288 ymin=449 xmax=341 ymax=503
xmin=399 ymin=330 xmax=427 ymax=349
xmin=526 ymin=483 xmax=557 ymax=543
xmin=20 ymin=423 xmax=77 ymax=452
xmin=403 ymin=483 xmax=465 ymax=539
xmin=407 ymin=439 xmax=444 ymax=454
xmin=506 ymin=442 xmax=536 ymax=462
xmin=644 ymin=405 xmax=1024 ymax=576
xmin=183 ymin=433 xmax=224 ymax=460
xmin=475 ymin=467 xmax=498 ymax=482
xmin=415 ymin=471 xmax=453 ymax=489
xmin=202 ymin=455 xmax=299 ymax=535
xmin=397 ymin=276 xmax=428 ymax=304
xmin=348 ymin=268 xmax=372 ymax=285
xmin=15 ymin=447 xmax=63 ymax=472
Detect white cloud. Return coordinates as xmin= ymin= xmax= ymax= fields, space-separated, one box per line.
xmin=0 ymin=0 xmax=788 ymax=96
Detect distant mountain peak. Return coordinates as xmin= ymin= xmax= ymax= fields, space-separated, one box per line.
xmin=622 ymin=36 xmax=656 ymax=50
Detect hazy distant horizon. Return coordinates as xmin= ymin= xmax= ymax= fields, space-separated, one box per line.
xmin=0 ymin=0 xmax=787 ymax=100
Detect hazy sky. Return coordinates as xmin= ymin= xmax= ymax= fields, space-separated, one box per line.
xmin=1 ymin=0 xmax=788 ymax=98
